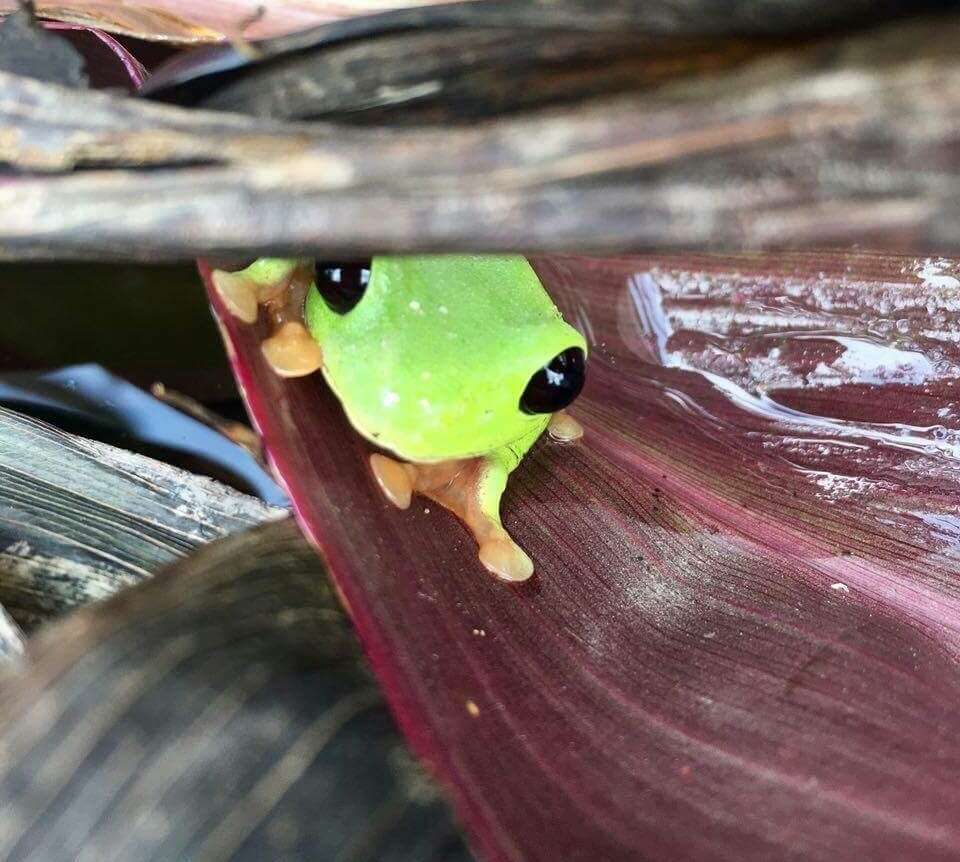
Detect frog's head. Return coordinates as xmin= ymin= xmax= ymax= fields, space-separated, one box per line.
xmin=304 ymin=255 xmax=588 ymax=463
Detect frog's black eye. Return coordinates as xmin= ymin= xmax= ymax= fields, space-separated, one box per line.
xmin=520 ymin=347 xmax=586 ymax=415
xmin=315 ymin=260 xmax=371 ymax=314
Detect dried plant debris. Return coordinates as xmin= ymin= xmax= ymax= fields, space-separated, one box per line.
xmin=2 ymin=7 xmax=960 ymax=257
xmin=0 ymin=7 xmax=87 ymax=86
xmin=0 ymin=405 xmax=281 ymax=627
xmin=0 ymin=0 xmax=449 ymax=44
xmin=139 ymin=0 xmax=958 ymax=121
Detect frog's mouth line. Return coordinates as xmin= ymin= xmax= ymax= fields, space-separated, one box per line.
xmin=330 ymin=386 xmax=552 ymax=467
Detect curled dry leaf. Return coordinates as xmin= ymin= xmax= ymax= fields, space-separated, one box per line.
xmin=204 ymin=253 xmax=960 ymax=861
xmin=44 ymin=22 xmax=147 ymax=88
xmin=0 ymin=0 xmax=450 ymax=43
xmin=138 ymin=0 xmax=955 ymax=123
xmin=15 ymin=0 xmax=948 ymax=46
xmin=4 ymin=9 xmax=960 ymax=258
xmin=0 ymin=9 xmax=146 ymax=89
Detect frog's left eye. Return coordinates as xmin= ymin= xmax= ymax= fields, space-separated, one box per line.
xmin=316 ymin=260 xmax=371 ymax=314
xmin=520 ymin=347 xmax=586 ymax=415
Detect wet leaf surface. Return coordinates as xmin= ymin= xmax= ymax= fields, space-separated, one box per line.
xmin=205 ymin=253 xmax=960 ymax=861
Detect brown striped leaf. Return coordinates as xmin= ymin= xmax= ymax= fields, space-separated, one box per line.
xmin=0 ymin=517 xmax=472 ymax=861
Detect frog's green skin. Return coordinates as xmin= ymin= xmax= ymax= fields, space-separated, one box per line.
xmin=304 ymin=255 xmax=584 ymax=459
xmin=242 ymin=254 xmax=586 ymax=580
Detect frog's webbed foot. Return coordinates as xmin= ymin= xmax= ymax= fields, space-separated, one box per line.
xmin=212 ymin=259 xmax=322 ymax=378
xmin=370 ymin=453 xmax=534 ymax=583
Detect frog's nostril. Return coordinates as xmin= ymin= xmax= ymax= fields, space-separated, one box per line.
xmin=520 ymin=347 xmax=586 ymax=415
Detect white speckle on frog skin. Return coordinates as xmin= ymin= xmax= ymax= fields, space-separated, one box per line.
xmin=409 ymin=300 xmax=422 ymax=312
xmin=438 ymin=305 xmax=449 ymax=315
xmin=418 ymin=398 xmax=432 ymax=413
xmin=420 ymin=371 xmax=431 ymax=381
xmin=382 ymin=391 xmax=400 ymax=407
xmin=830 ymin=582 xmax=851 ymax=593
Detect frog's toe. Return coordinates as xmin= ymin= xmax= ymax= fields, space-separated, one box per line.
xmin=261 ymin=322 xmax=324 ymax=377
xmin=370 ymin=453 xmax=415 ymax=509
xmin=213 ymin=259 xmax=301 ymax=324
xmin=212 ymin=269 xmax=259 ymax=323
xmin=479 ymin=534 xmax=534 ymax=583
xmin=418 ymin=457 xmax=535 ymax=582
xmin=548 ymin=410 xmax=584 ymax=442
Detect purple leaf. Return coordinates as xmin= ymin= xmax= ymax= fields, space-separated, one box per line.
xmin=43 ymin=21 xmax=146 ymax=89
xmin=202 ymin=253 xmax=960 ymax=862
xmin=1 ymin=1 xmax=451 ymax=44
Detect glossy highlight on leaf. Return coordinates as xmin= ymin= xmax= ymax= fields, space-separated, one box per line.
xmin=203 ymin=253 xmax=960 ymax=862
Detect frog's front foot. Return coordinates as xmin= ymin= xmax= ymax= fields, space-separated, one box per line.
xmin=212 ymin=259 xmax=322 ymax=378
xmin=370 ymin=453 xmax=534 ymax=583
xmin=261 ymin=322 xmax=323 ymax=378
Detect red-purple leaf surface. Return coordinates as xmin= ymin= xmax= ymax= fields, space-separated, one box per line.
xmin=203 ymin=253 xmax=960 ymax=862
xmin=43 ymin=21 xmax=146 ymax=88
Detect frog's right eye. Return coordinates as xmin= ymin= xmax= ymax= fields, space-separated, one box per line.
xmin=520 ymin=347 xmax=586 ymax=415
xmin=316 ymin=261 xmax=371 ymax=314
